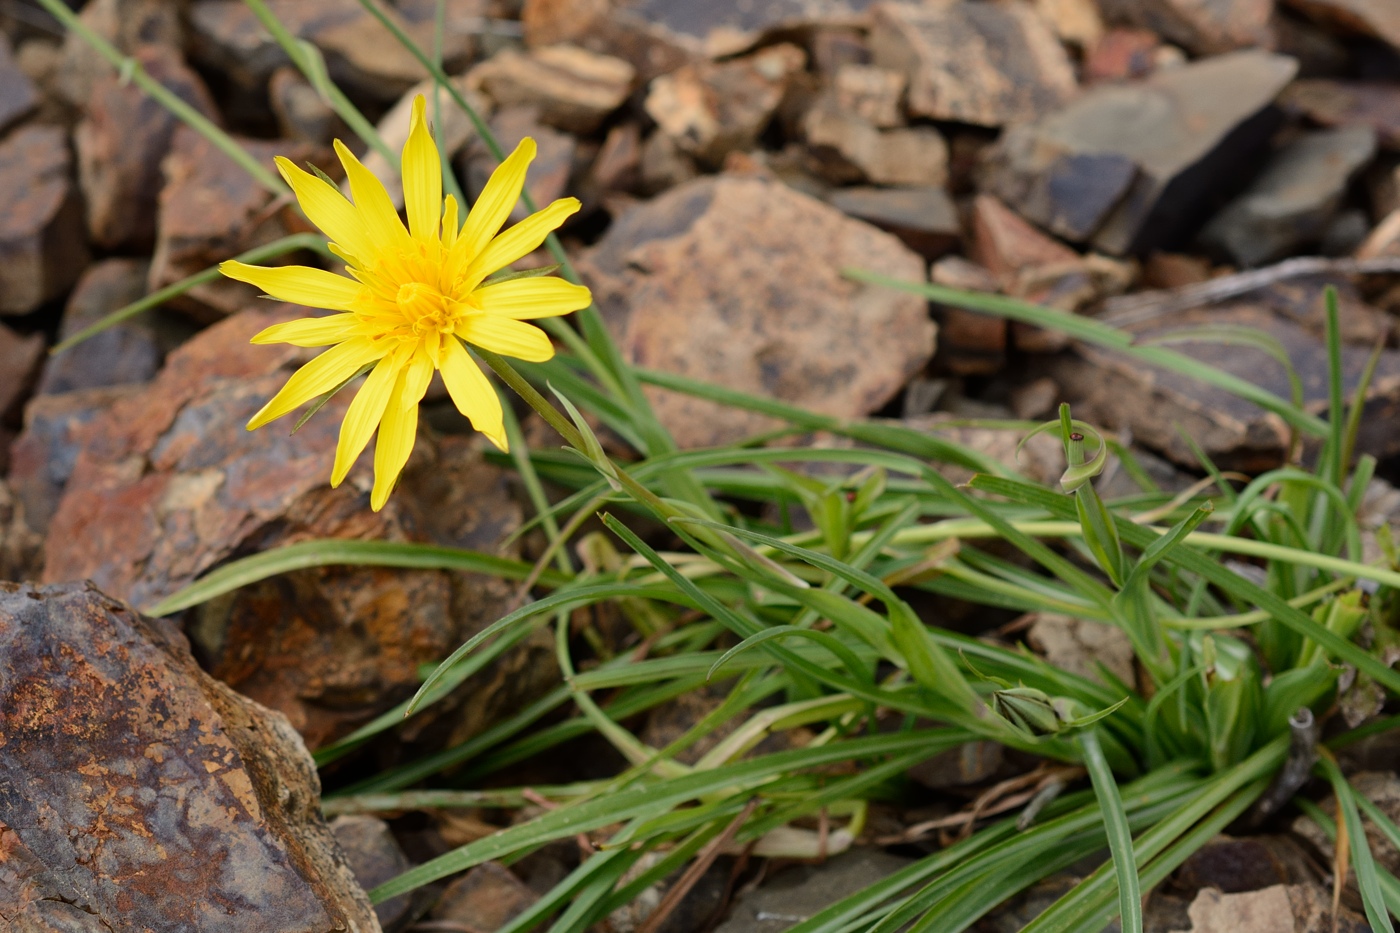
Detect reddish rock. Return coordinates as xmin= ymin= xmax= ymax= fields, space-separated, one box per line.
xmin=929 ymin=255 xmax=1005 ymax=376
xmin=591 ymin=121 xmax=643 ymax=192
xmin=0 ymin=581 xmax=381 ymax=932
xmin=470 ymin=44 xmax=635 ymax=135
xmin=870 ymin=0 xmax=1077 ymax=128
xmin=581 ymin=174 xmax=935 ymax=448
xmin=0 ymin=125 xmax=89 ymax=316
xmin=0 ymin=34 xmax=37 ymax=133
xmin=77 ymin=45 xmax=221 ymax=251
xmin=53 ymin=0 xmax=184 ymax=107
xmin=803 ymin=95 xmax=948 ymax=186
xmin=40 ymin=306 xmax=524 ymax=748
xmin=1084 ymin=28 xmax=1162 ymax=84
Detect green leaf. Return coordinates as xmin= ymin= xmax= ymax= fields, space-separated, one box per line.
xmin=483 ymin=262 xmax=563 ymax=285
xmin=1319 ymin=753 xmax=1397 ymax=933
xmin=292 ymin=360 xmax=374 ymax=433
xmin=1079 ymin=730 xmax=1141 ymax=932
xmin=707 ymin=626 xmax=873 ymax=685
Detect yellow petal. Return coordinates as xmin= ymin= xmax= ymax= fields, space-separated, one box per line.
xmin=249 ymin=313 xmax=360 ymax=347
xmin=463 ymin=198 xmax=580 ymax=291
xmin=398 ymin=343 xmax=436 ymax=411
xmin=331 ymin=349 xmax=403 ymax=486
xmin=222 ymin=261 xmax=365 ymax=311
xmin=472 ymin=276 xmax=592 ymax=320
xmin=276 ymin=157 xmax=377 ymax=263
xmin=440 ymin=337 xmax=507 ymax=450
xmin=403 ymin=95 xmax=443 ymax=244
xmin=335 ymin=139 xmax=411 ymax=253
xmin=459 ymin=316 xmax=554 ymax=362
xmin=370 ymin=371 xmax=419 ymax=511
xmin=441 ymin=195 xmax=460 ymax=252
xmin=456 ymin=138 xmax=535 ymax=267
xmin=246 ymin=337 xmax=385 ymax=430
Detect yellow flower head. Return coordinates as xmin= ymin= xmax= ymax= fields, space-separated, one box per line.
xmin=222 ymin=95 xmax=590 ymax=511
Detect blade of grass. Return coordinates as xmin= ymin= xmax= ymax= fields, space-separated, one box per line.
xmin=1080 ymin=729 xmax=1141 ymax=933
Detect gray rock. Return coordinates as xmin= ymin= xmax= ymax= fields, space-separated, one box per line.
xmin=1200 ymin=126 xmax=1378 ymax=267
xmin=330 ymin=816 xmax=416 ymax=932
xmin=827 ymin=185 xmax=959 ymax=258
xmin=0 ymin=319 xmax=43 ymax=423
xmin=1095 ymin=0 xmax=1274 ymax=54
xmin=0 ymin=34 xmax=38 ymax=133
xmin=714 ymin=849 xmax=914 ymax=933
xmin=983 ymin=50 xmax=1299 ymax=255
xmin=1280 ymin=79 xmax=1400 ymax=150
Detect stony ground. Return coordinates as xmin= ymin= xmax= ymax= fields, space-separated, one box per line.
xmin=4 ymin=0 xmax=1400 ymax=930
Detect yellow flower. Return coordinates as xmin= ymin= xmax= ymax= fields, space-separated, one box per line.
xmin=222 ymin=95 xmax=590 ymax=511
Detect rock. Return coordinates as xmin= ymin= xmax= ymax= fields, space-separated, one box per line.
xmin=983 ymin=50 xmax=1299 ymax=255
xmin=1175 ymin=884 xmax=1368 ymax=933
xmin=1281 ymin=0 xmax=1400 ymax=50
xmin=76 ymin=44 xmax=221 ymax=251
xmin=431 ymin=861 xmax=539 ymax=930
xmin=803 ymin=96 xmax=948 ymax=186
xmin=0 ymin=581 xmax=381 ymax=932
xmin=269 ymin=66 xmax=340 ymax=144
xmin=1032 ymin=0 xmax=1105 ymax=50
xmin=827 ymin=185 xmax=959 ymax=258
xmin=833 ymin=63 xmax=907 ymax=128
xmin=929 ymin=255 xmax=1006 ymax=376
xmin=464 ymin=106 xmax=577 ymax=225
xmin=330 ymin=816 xmax=416 ymax=932
xmin=189 ymin=0 xmax=466 ymax=102
xmin=714 ymin=849 xmax=914 ymax=933
xmin=646 ymin=43 xmax=806 ymax=168
xmin=1095 ymin=0 xmax=1274 ymax=54
xmin=1359 ymin=207 xmax=1400 ymax=259
xmin=591 ymin=121 xmax=643 ymax=192
xmin=870 ymin=0 xmax=1078 ymax=128
xmin=151 ymin=126 xmax=323 ymax=321
xmin=1200 ymin=126 xmax=1377 ymax=267
xmin=1083 ymin=27 xmax=1163 ymax=84
xmin=9 ymin=386 xmax=142 ymax=535
xmin=0 ymin=320 xmax=44 ymax=423
xmin=1293 ymin=771 xmax=1400 ymax=873
xmin=471 ymin=44 xmax=635 ymax=136
xmin=639 ymin=128 xmax=700 ymax=194
xmin=1281 ymin=79 xmax=1400 ymax=150
xmin=581 ymin=173 xmax=936 ymax=448
xmin=0 ymin=34 xmax=37 ymax=133
xmin=1052 ymin=303 xmax=1400 ymax=470
xmin=0 ymin=125 xmax=89 ymax=316
xmin=38 ymin=306 xmax=526 ymax=749
xmin=1010 ymin=376 xmax=1059 ymax=419
xmin=1170 ymin=835 xmax=1317 ymax=894
xmin=37 ymin=259 xmax=168 ymax=397
xmin=1027 ymin=613 xmax=1136 ymax=688
xmin=52 ymin=0 xmax=184 ymax=107
xmin=0 ymin=479 xmax=42 ymax=581
xmin=906 ymin=740 xmax=1003 ymax=789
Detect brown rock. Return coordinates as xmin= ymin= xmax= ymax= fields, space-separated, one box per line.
xmin=270 ymin=66 xmax=340 ymax=145
xmin=828 ymin=185 xmax=959 ymax=258
xmin=77 ymin=44 xmax=221 ymax=251
xmin=833 ymin=63 xmax=907 ymax=128
xmin=1282 ymin=0 xmax=1400 ymax=50
xmin=471 ymin=44 xmax=635 ymax=135
xmin=432 ymin=861 xmax=539 ymax=930
xmin=1281 ymin=79 xmax=1400 ymax=150
xmin=52 ymin=0 xmax=184 ymax=107
xmin=639 ymin=128 xmax=700 ymax=195
xmin=591 ymin=121 xmax=643 ymax=192
xmin=907 ymin=740 xmax=1003 ymax=789
xmin=330 ymin=816 xmax=416 ymax=932
xmin=1292 ymin=771 xmax=1400 ymax=874
xmin=0 ymin=479 xmax=41 ymax=581
xmin=929 ymin=255 xmax=1005 ymax=376
xmin=0 ymin=320 xmax=43 ymax=423
xmin=971 ymin=194 xmax=1079 ymax=282
xmin=40 ymin=307 xmax=524 ymax=749
xmin=803 ymin=96 xmax=948 ymax=186
xmin=1027 ymin=613 xmax=1136 ymax=688
xmin=646 ymin=43 xmax=806 ymax=167
xmin=150 ymin=126 xmax=323 ymax=321
xmin=0 ymin=125 xmax=89 ymax=316
xmin=0 ymin=34 xmax=37 ymax=133
xmin=1084 ymin=28 xmax=1163 ymax=84
xmin=1096 ymin=0 xmax=1273 ymax=54
xmin=464 ymin=106 xmax=577 ymax=225
xmin=1171 ymin=835 xmax=1318 ymax=895
xmin=0 ymin=581 xmax=381 ymax=932
xmin=1179 ymin=884 xmax=1368 ymax=933
xmin=1032 ymin=0 xmax=1105 ymax=49
xmin=870 ymin=0 xmax=1078 ymax=128
xmin=581 ymin=174 xmax=936 ymax=448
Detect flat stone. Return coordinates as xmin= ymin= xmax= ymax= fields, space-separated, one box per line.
xmin=1282 ymin=0 xmax=1400 ymax=50
xmin=714 ymin=849 xmax=914 ymax=933
xmin=0 ymin=581 xmax=380 ymax=932
xmin=37 ymin=259 xmax=168 ymax=397
xmin=0 ymin=320 xmax=43 ymax=423
xmin=581 ymin=174 xmax=936 ymax=448
xmin=151 ymin=126 xmax=324 ymax=321
xmin=431 ymin=861 xmax=539 ymax=930
xmin=870 ymin=0 xmax=1078 ymax=128
xmin=929 ymin=255 xmax=1005 ymax=376
xmin=1178 ymin=884 xmax=1369 ymax=933
xmin=39 ymin=307 xmax=525 ymax=749
xmin=471 ymin=44 xmax=635 ymax=135
xmin=76 ymin=44 xmax=221 ymax=251
xmin=0 ymin=125 xmax=89 ymax=316
xmin=464 ymin=106 xmax=578 ymax=224
xmin=1281 ymin=79 xmax=1400 ymax=150
xmin=0 ymin=34 xmax=37 ymax=134
xmin=591 ymin=121 xmax=643 ymax=192
xmin=1095 ymin=0 xmax=1274 ymax=54
xmin=983 ymin=49 xmax=1299 ymax=254
xmin=1052 ymin=303 xmax=1400 ymax=470
xmin=330 ymin=816 xmax=415 ymax=932
xmin=803 ymin=96 xmax=948 ymax=186
xmin=827 ymin=185 xmax=959 ymax=258
xmin=833 ymin=63 xmax=907 ymax=128
xmin=1200 ymin=125 xmax=1377 ymax=267
xmin=646 ymin=43 xmax=806 ymax=167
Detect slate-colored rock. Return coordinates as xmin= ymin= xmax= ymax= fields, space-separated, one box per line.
xmin=40 ymin=306 xmax=525 ymax=749
xmin=983 ymin=50 xmax=1299 ymax=255
xmin=471 ymin=44 xmax=635 ymax=135
xmin=0 ymin=581 xmax=381 ymax=933
xmin=827 ymin=185 xmax=959 ymax=258
xmin=1281 ymin=79 xmax=1400 ymax=150
xmin=0 ymin=34 xmax=37 ymax=133
xmin=0 ymin=125 xmax=89 ymax=316
xmin=1282 ymin=0 xmax=1400 ymax=50
xmin=1051 ymin=303 xmax=1400 ymax=470
xmin=581 ymin=174 xmax=936 ymax=448
xmin=870 ymin=0 xmax=1078 ymax=128
xmin=1096 ymin=0 xmax=1274 ymax=54
xmin=269 ymin=66 xmax=340 ymax=144
xmin=330 ymin=816 xmax=416 ymax=932
xmin=714 ymin=849 xmax=914 ymax=933
xmin=0 ymin=320 xmax=44 ymax=423
xmin=1200 ymin=125 xmax=1377 ymax=267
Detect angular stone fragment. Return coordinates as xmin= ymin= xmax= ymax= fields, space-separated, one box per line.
xmin=591 ymin=121 xmax=643 ymax=192
xmin=0 ymin=35 xmax=37 ymax=134
xmin=0 ymin=320 xmax=43 ymax=423
xmin=1181 ymin=884 xmax=1369 ymax=933
xmin=432 ymin=861 xmax=539 ymax=930
xmin=0 ymin=125 xmax=89 ymax=316
xmin=1096 ymin=0 xmax=1274 ymax=54
xmin=646 ymin=43 xmax=806 ymax=167
xmin=828 ymin=185 xmax=959 ymax=258
xmin=0 ymin=582 xmax=382 ymax=933
xmin=330 ymin=816 xmax=416 ymax=932
xmin=870 ymin=0 xmax=1077 ymax=128
xmin=1083 ymin=27 xmax=1162 ymax=84
xmin=76 ymin=44 xmax=221 ymax=251
xmin=581 ymin=174 xmax=936 ymax=448
xmin=472 ymin=44 xmax=635 ymax=135
xmin=929 ymin=256 xmax=1005 ymax=376
xmin=1033 ymin=0 xmax=1105 ymax=49
xmin=1282 ymin=0 xmax=1400 ymax=50
xmin=464 ymin=107 xmax=577 ymax=224
xmin=1281 ymin=80 xmax=1400 ymax=150
xmin=1200 ymin=125 xmax=1377 ymax=267
xmin=151 ymin=126 xmax=323 ymax=320
xmin=40 ymin=307 xmax=523 ymax=749
xmin=803 ymin=97 xmax=948 ymax=186
xmin=270 ymin=66 xmax=340 ymax=144
xmin=715 ymin=851 xmax=915 ymax=933
xmin=984 ymin=50 xmax=1299 ymax=254
xmin=833 ymin=63 xmax=906 ymax=128
xmin=53 ymin=0 xmax=184 ymax=107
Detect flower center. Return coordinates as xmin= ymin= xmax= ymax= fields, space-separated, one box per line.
xmin=396 ymin=281 xmax=457 ymax=336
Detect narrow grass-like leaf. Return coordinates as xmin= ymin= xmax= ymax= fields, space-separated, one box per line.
xmin=1319 ymin=752 xmax=1397 ymax=932
xmin=1080 ymin=729 xmax=1141 ymax=932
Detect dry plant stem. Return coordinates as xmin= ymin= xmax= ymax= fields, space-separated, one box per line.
xmin=1246 ymin=708 xmax=1319 ymax=828
xmin=637 ymin=799 xmax=760 ymax=933
xmin=33 ymin=0 xmax=286 ymax=194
